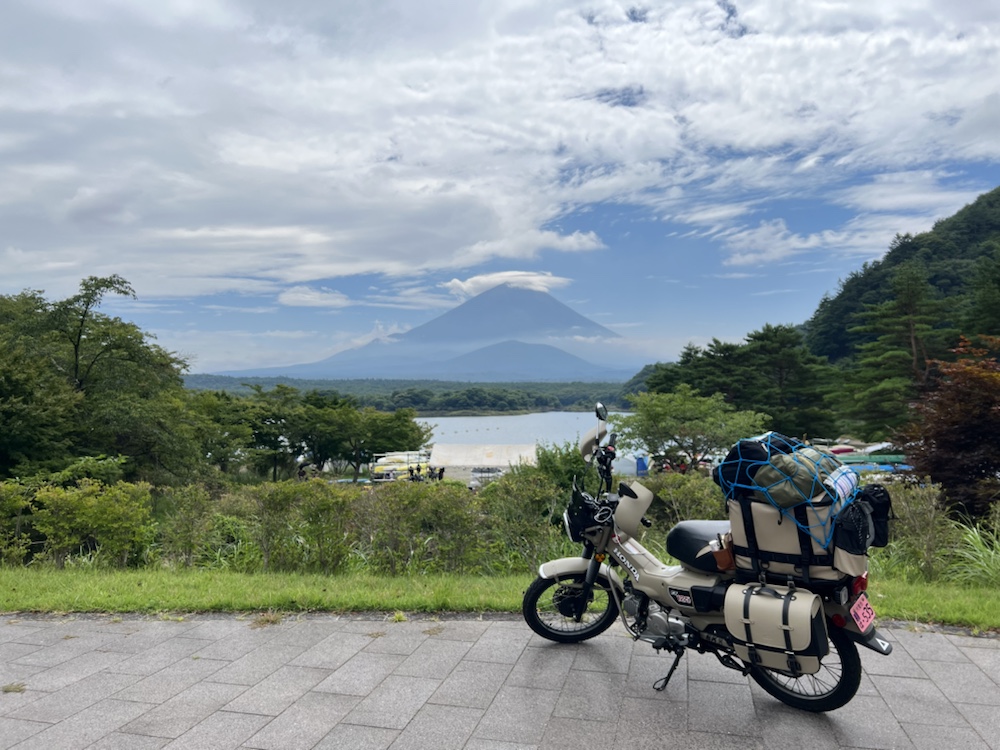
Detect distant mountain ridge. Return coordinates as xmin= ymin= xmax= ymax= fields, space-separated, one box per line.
xmin=219 ymin=283 xmax=632 ymax=382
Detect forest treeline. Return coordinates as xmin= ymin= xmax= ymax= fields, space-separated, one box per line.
xmin=185 ymin=374 xmax=631 ymax=414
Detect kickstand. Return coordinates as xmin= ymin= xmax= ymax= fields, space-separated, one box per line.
xmin=653 ymin=648 xmax=685 ymax=692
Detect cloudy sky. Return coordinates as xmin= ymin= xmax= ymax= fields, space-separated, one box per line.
xmin=3 ymin=0 xmax=999 ymax=374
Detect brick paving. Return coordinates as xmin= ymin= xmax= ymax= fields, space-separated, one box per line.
xmin=1 ymin=613 xmax=998 ymax=749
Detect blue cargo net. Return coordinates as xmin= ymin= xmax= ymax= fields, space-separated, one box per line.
xmin=713 ymin=432 xmax=861 ymax=548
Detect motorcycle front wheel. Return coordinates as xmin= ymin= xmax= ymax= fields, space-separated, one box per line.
xmin=522 ymin=573 xmax=620 ymax=643
xmin=748 ymin=626 xmax=862 ymax=712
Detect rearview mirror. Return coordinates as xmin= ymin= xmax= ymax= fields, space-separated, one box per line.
xmin=595 ymin=402 xmax=608 ymax=421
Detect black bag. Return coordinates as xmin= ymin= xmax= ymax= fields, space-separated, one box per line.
xmin=860 ymin=484 xmax=893 ymax=547
xmin=834 ymin=501 xmax=874 ymax=556
xmin=713 ymin=439 xmax=769 ymax=497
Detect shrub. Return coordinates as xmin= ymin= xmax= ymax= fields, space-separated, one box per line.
xmin=0 ymin=482 xmax=32 ymax=566
xmin=947 ymin=521 xmax=1000 ymax=588
xmin=31 ymin=480 xmax=154 ymax=567
xmin=157 ymin=485 xmax=215 ymax=567
xmin=639 ymin=471 xmax=728 ymax=531
xmin=235 ymin=482 xmax=306 ymax=572
xmin=197 ymin=514 xmax=261 ymax=572
xmin=533 ymin=440 xmax=591 ymax=493
xmin=876 ymin=478 xmax=958 ymax=581
xmin=477 ymin=470 xmax=573 ymax=573
xmin=295 ymin=480 xmax=355 ymax=574
xmin=348 ymin=480 xmax=485 ymax=574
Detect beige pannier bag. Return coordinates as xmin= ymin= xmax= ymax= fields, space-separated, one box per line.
xmin=724 ymin=582 xmax=829 ymax=674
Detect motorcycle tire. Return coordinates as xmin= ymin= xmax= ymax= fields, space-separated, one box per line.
xmin=748 ymin=625 xmax=862 ymax=712
xmin=522 ymin=573 xmax=620 ymax=644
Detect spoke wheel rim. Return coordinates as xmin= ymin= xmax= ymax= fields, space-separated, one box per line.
xmin=760 ymin=638 xmax=845 ymax=698
xmin=536 ymin=580 xmax=613 ymax=633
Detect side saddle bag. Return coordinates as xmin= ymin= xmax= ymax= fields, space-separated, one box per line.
xmin=724 ymin=582 xmax=828 ymax=675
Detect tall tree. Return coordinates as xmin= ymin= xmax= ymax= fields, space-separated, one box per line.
xmin=244 ymin=384 xmax=305 ymax=482
xmin=645 ymin=327 xmax=836 ymax=439
xmin=964 ymin=240 xmax=1000 ymax=337
xmin=742 ymin=324 xmax=837 ymax=438
xmin=838 ymin=260 xmax=957 ymax=440
xmin=185 ymin=390 xmax=254 ymax=475
xmin=0 ymin=278 xmax=192 ymax=481
xmin=292 ymin=391 xmax=356 ymax=472
xmin=337 ymin=407 xmax=432 ymax=482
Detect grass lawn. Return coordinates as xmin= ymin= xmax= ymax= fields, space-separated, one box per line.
xmin=2 ymin=568 xmax=998 ymax=634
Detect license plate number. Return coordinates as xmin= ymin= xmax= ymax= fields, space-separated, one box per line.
xmin=850 ymin=592 xmax=876 ymax=631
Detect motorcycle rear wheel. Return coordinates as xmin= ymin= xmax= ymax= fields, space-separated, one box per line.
xmin=522 ymin=573 xmax=619 ymax=643
xmin=748 ymin=626 xmax=862 ymax=712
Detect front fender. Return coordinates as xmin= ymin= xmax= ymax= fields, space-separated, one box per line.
xmin=537 ymin=557 xmax=625 ymax=590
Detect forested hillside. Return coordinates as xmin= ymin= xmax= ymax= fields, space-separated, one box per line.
xmin=806 ymin=185 xmax=1000 ymax=362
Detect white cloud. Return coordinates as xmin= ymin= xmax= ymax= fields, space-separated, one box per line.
xmin=442 ymin=271 xmax=574 ymax=298
xmin=277 ymin=286 xmax=351 ymax=308
xmin=720 ymin=219 xmax=826 ymax=266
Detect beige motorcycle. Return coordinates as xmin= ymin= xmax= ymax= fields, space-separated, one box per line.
xmin=522 ymin=404 xmax=892 ymax=712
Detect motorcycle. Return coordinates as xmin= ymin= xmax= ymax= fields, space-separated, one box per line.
xmin=522 ymin=404 xmax=892 ymax=712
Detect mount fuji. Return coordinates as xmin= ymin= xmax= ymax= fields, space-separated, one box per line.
xmin=220 ymin=284 xmax=634 ymax=381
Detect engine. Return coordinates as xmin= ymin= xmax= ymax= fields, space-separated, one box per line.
xmin=622 ymin=591 xmax=688 ymax=646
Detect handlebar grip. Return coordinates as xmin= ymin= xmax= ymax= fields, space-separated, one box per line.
xmin=608 ymin=432 xmax=618 ymax=448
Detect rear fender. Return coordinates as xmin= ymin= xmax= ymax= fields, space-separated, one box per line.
xmin=825 ymin=602 xmax=893 ymax=656
xmin=837 ymin=623 xmax=894 ymax=655
xmin=537 ymin=557 xmax=625 ymax=591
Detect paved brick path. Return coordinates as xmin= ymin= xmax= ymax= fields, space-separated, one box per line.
xmin=1 ymin=613 xmax=998 ymax=749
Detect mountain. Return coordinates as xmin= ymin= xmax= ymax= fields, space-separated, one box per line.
xmin=219 ymin=284 xmax=631 ymax=382
xmin=397 ymin=283 xmax=618 ymax=344
xmin=433 ymin=340 xmax=627 ymax=381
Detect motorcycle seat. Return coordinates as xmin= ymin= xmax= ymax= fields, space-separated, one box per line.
xmin=666 ymin=520 xmax=731 ymax=573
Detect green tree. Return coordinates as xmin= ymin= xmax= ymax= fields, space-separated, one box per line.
xmin=614 ymin=385 xmax=771 ymax=468
xmin=244 ymin=385 xmax=305 ymax=481
xmin=0 ymin=338 xmax=81 ymax=477
xmin=644 ymin=327 xmax=835 ymax=439
xmin=0 ymin=277 xmax=193 ymax=482
xmin=185 ymin=390 xmax=254 ymax=475
xmin=742 ymin=324 xmax=837 ymax=438
xmin=293 ymin=391 xmax=356 ymax=472
xmin=964 ymin=240 xmax=1000 ymax=336
xmin=669 ymin=340 xmax=756 ymax=407
xmin=839 ymin=261 xmax=956 ymax=439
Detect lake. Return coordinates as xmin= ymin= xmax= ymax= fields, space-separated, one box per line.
xmin=423 ymin=411 xmax=610 ymax=446
xmin=423 ymin=411 xmax=639 ymax=474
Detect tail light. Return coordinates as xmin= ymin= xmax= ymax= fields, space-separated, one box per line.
xmin=851 ymin=572 xmax=869 ymax=598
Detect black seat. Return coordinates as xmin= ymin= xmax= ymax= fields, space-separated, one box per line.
xmin=666 ymin=520 xmax=731 ymax=573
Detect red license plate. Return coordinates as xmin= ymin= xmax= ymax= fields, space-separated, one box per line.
xmin=850 ymin=592 xmax=876 ymax=631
